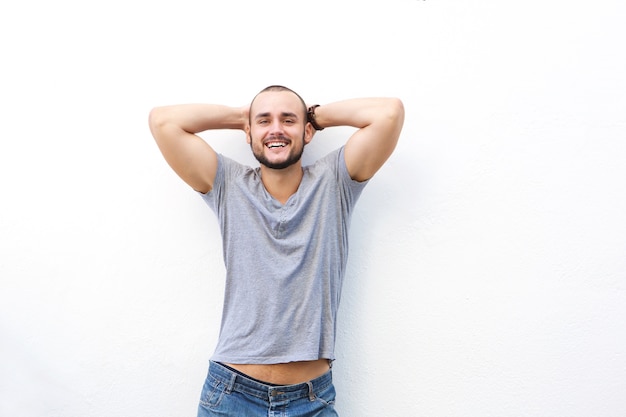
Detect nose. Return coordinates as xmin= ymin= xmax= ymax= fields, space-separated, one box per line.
xmin=269 ymin=118 xmax=284 ymax=134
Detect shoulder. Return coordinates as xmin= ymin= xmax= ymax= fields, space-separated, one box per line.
xmin=305 ymin=147 xmax=368 ymax=191
xmin=308 ymin=147 xmax=343 ymax=173
xmin=216 ymin=154 xmax=256 ymax=179
xmin=202 ymin=154 xmax=257 ymax=198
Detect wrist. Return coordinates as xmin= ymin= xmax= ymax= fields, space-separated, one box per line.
xmin=307 ymin=105 xmax=325 ymax=131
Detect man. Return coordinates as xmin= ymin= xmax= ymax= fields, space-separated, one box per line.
xmin=149 ymin=85 xmax=404 ymax=416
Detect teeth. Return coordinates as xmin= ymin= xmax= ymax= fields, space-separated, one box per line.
xmin=267 ymin=143 xmax=286 ymax=148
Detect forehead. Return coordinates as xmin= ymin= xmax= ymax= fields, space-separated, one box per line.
xmin=251 ymin=91 xmax=304 ymax=116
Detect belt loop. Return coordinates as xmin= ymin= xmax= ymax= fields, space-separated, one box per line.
xmin=306 ymin=381 xmax=316 ymax=401
xmin=225 ymin=371 xmax=236 ymax=394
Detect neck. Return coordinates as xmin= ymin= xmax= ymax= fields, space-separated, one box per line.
xmin=259 ymin=163 xmax=303 ymax=205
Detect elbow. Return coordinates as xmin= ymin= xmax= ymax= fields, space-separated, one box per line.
xmin=387 ymin=98 xmax=405 ymax=123
xmin=148 ymin=106 xmax=168 ymax=132
xmin=148 ymin=106 xmax=178 ymax=143
xmin=383 ymin=98 xmax=405 ymax=136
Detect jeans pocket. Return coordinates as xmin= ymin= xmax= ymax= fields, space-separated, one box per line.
xmin=314 ymin=383 xmax=337 ymax=407
xmin=199 ymin=373 xmax=227 ymax=410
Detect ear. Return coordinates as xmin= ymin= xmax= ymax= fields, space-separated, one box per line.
xmin=304 ymin=122 xmax=315 ymax=144
xmin=245 ymin=124 xmax=251 ymax=144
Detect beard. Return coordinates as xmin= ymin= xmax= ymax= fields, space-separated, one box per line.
xmin=250 ymin=133 xmax=306 ymax=170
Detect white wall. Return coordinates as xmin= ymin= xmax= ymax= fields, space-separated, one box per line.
xmin=2 ymin=1 xmax=625 ymax=416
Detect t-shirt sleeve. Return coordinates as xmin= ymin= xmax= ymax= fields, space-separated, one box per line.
xmin=335 ymin=146 xmax=369 ymax=211
xmin=198 ymin=154 xmax=230 ymax=216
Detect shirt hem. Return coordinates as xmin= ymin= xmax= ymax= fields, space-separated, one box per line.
xmin=211 ymin=352 xmax=335 ymax=365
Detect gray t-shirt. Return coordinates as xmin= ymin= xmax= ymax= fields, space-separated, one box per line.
xmin=200 ymin=146 xmax=368 ymax=364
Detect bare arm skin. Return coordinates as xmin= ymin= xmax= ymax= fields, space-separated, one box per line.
xmin=148 ymin=104 xmax=248 ymax=193
xmin=312 ymin=98 xmax=405 ymax=182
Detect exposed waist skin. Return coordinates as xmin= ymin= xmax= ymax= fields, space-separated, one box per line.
xmin=225 ymin=359 xmax=331 ymax=385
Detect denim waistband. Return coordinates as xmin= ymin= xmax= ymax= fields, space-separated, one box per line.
xmin=208 ymin=361 xmax=333 ymax=401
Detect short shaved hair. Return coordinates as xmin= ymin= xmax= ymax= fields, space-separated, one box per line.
xmin=249 ymin=85 xmax=307 ymax=124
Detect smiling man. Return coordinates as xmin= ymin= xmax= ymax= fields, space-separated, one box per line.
xmin=149 ymin=85 xmax=404 ymax=417
xmin=248 ymin=91 xmax=309 ymax=171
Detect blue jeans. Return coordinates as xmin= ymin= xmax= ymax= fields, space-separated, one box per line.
xmin=197 ymin=361 xmax=339 ymax=417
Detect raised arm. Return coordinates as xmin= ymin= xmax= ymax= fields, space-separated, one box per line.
xmin=148 ymin=104 xmax=248 ymax=193
xmin=310 ymin=98 xmax=404 ymax=182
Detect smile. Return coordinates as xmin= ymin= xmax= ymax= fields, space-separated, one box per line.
xmin=265 ymin=139 xmax=290 ymax=149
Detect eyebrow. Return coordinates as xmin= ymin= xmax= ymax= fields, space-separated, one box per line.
xmin=254 ymin=111 xmax=300 ymax=119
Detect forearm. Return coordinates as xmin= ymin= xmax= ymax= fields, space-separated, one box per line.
xmin=310 ymin=97 xmax=404 ymax=182
xmin=148 ymin=103 xmax=246 ymax=193
xmin=149 ymin=103 xmax=247 ymax=134
xmin=311 ymin=97 xmax=403 ymax=130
